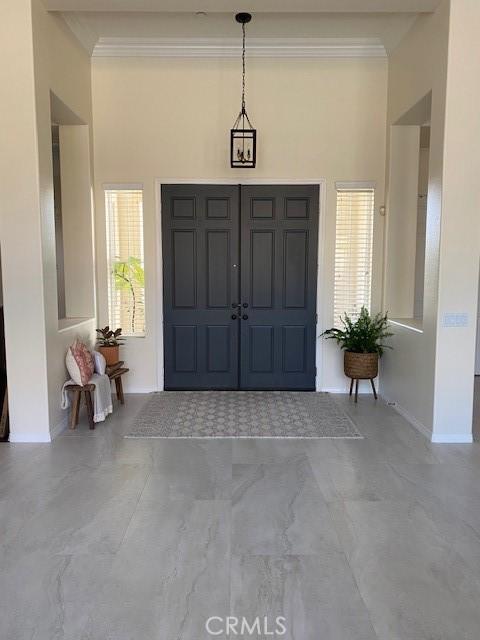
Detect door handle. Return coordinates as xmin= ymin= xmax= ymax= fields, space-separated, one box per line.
xmin=231 ymin=314 xmax=239 ymax=320
xmin=232 ymin=302 xmax=241 ymax=309
xmin=242 ymin=314 xmax=249 ymax=320
xmin=242 ymin=303 xmax=249 ymax=308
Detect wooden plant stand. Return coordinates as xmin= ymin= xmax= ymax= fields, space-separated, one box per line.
xmin=349 ymin=378 xmax=378 ymax=404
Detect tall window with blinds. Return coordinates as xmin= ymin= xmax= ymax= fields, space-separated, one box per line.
xmin=334 ymin=186 xmax=375 ymax=328
xmin=105 ymin=187 xmax=145 ymax=336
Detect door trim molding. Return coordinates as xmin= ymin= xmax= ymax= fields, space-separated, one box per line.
xmin=155 ymin=178 xmax=327 ymax=392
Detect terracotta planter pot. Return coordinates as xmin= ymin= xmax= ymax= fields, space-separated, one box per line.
xmin=98 ymin=345 xmax=119 ymax=366
xmin=344 ymin=351 xmax=378 ymax=380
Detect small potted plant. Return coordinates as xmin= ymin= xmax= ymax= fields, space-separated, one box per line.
xmin=96 ymin=326 xmax=124 ymax=366
xmin=322 ymin=307 xmax=393 ymax=400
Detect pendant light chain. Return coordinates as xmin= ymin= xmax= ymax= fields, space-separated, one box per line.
xmin=242 ymin=22 xmax=246 ymax=114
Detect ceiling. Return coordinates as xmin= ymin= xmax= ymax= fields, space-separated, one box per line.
xmin=63 ymin=12 xmax=422 ymax=54
xmin=46 ymin=0 xmax=440 ymax=11
xmin=53 ymin=1 xmax=442 ymax=57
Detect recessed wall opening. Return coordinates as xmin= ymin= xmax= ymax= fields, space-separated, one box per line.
xmin=413 ymin=125 xmax=430 ymax=321
xmin=385 ymin=92 xmax=431 ymax=330
xmin=50 ymin=92 xmax=95 ymax=328
xmin=52 ymin=124 xmax=66 ymax=320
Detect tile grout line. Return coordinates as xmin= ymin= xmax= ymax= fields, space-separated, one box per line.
xmin=304 ymin=453 xmax=382 ymax=640
xmin=115 ymin=466 xmax=152 ymax=552
xmin=329 ymin=498 xmax=383 ymax=640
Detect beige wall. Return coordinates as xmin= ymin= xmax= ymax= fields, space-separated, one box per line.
xmin=60 ymin=125 xmax=96 ymax=319
xmin=432 ymin=0 xmax=480 ymax=440
xmin=381 ymin=0 xmax=480 ymax=442
xmin=32 ymin=0 xmax=96 ymax=439
xmin=0 ymin=0 xmax=95 ymax=441
xmin=0 ymin=0 xmax=51 ymax=441
xmin=92 ymin=56 xmax=388 ymax=392
xmin=414 ymin=144 xmax=429 ymax=319
xmin=381 ymin=1 xmax=450 ymax=435
xmin=384 ymin=125 xmax=421 ymax=318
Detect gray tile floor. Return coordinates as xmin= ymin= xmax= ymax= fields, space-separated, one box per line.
xmin=2 ymin=394 xmax=480 ymax=640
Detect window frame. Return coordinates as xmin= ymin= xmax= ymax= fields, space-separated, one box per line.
xmin=333 ymin=182 xmax=375 ymax=328
xmin=103 ymin=183 xmax=146 ymax=338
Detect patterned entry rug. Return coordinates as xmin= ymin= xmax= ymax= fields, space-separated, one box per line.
xmin=126 ymin=391 xmax=362 ymax=439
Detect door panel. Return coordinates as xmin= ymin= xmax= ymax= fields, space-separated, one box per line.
xmin=173 ymin=326 xmax=197 ymax=372
xmin=250 ymin=325 xmax=275 ymax=372
xmin=283 ymin=230 xmax=308 ymax=308
xmin=250 ymin=231 xmax=275 ymax=308
xmin=162 ymin=184 xmax=318 ymax=390
xmin=240 ymin=185 xmax=318 ymax=390
xmin=162 ymin=185 xmax=240 ymax=389
xmin=206 ymin=326 xmax=231 ymax=372
xmin=172 ymin=230 xmax=196 ymax=308
xmin=282 ymin=326 xmax=306 ymax=373
xmin=206 ymin=230 xmax=230 ymax=308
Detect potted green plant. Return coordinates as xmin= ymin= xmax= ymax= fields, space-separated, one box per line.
xmin=322 ymin=307 xmax=393 ymax=398
xmin=96 ymin=326 xmax=124 ymax=365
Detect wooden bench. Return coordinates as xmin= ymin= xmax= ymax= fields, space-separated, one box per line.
xmin=66 ymin=363 xmax=129 ymax=430
xmin=66 ymin=383 xmax=95 ymax=430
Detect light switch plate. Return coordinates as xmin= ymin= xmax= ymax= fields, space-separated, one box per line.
xmin=442 ymin=312 xmax=469 ymax=328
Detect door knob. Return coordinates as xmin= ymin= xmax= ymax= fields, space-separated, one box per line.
xmin=231 ymin=314 xmax=238 ymax=320
xmin=242 ymin=303 xmax=249 ymax=308
xmin=242 ymin=314 xmax=249 ymax=320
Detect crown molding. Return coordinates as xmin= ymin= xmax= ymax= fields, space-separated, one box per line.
xmin=92 ymin=37 xmax=387 ymax=59
xmin=62 ymin=14 xmax=98 ymax=55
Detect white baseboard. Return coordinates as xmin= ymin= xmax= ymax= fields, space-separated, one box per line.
xmin=379 ymin=393 xmax=431 ymax=440
xmin=380 ymin=394 xmax=474 ymax=443
xmin=431 ymin=433 xmax=473 ymax=444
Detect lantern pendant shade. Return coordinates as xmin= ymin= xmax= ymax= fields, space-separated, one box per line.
xmin=230 ymin=13 xmax=256 ymax=169
xmin=231 ymin=109 xmax=256 ymax=168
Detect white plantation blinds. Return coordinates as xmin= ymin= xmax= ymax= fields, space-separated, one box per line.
xmin=105 ymin=187 xmax=145 ymax=336
xmin=334 ymin=186 xmax=375 ymax=328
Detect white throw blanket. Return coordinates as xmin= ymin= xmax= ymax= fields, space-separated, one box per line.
xmin=61 ymin=373 xmax=113 ymax=423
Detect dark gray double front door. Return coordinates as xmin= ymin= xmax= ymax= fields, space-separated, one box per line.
xmin=162 ymin=184 xmax=319 ymax=390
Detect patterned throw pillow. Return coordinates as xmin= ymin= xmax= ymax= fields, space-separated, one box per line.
xmin=66 ymin=340 xmax=94 ymax=386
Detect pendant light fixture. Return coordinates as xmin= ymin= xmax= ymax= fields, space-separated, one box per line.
xmin=230 ymin=12 xmax=256 ymax=168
